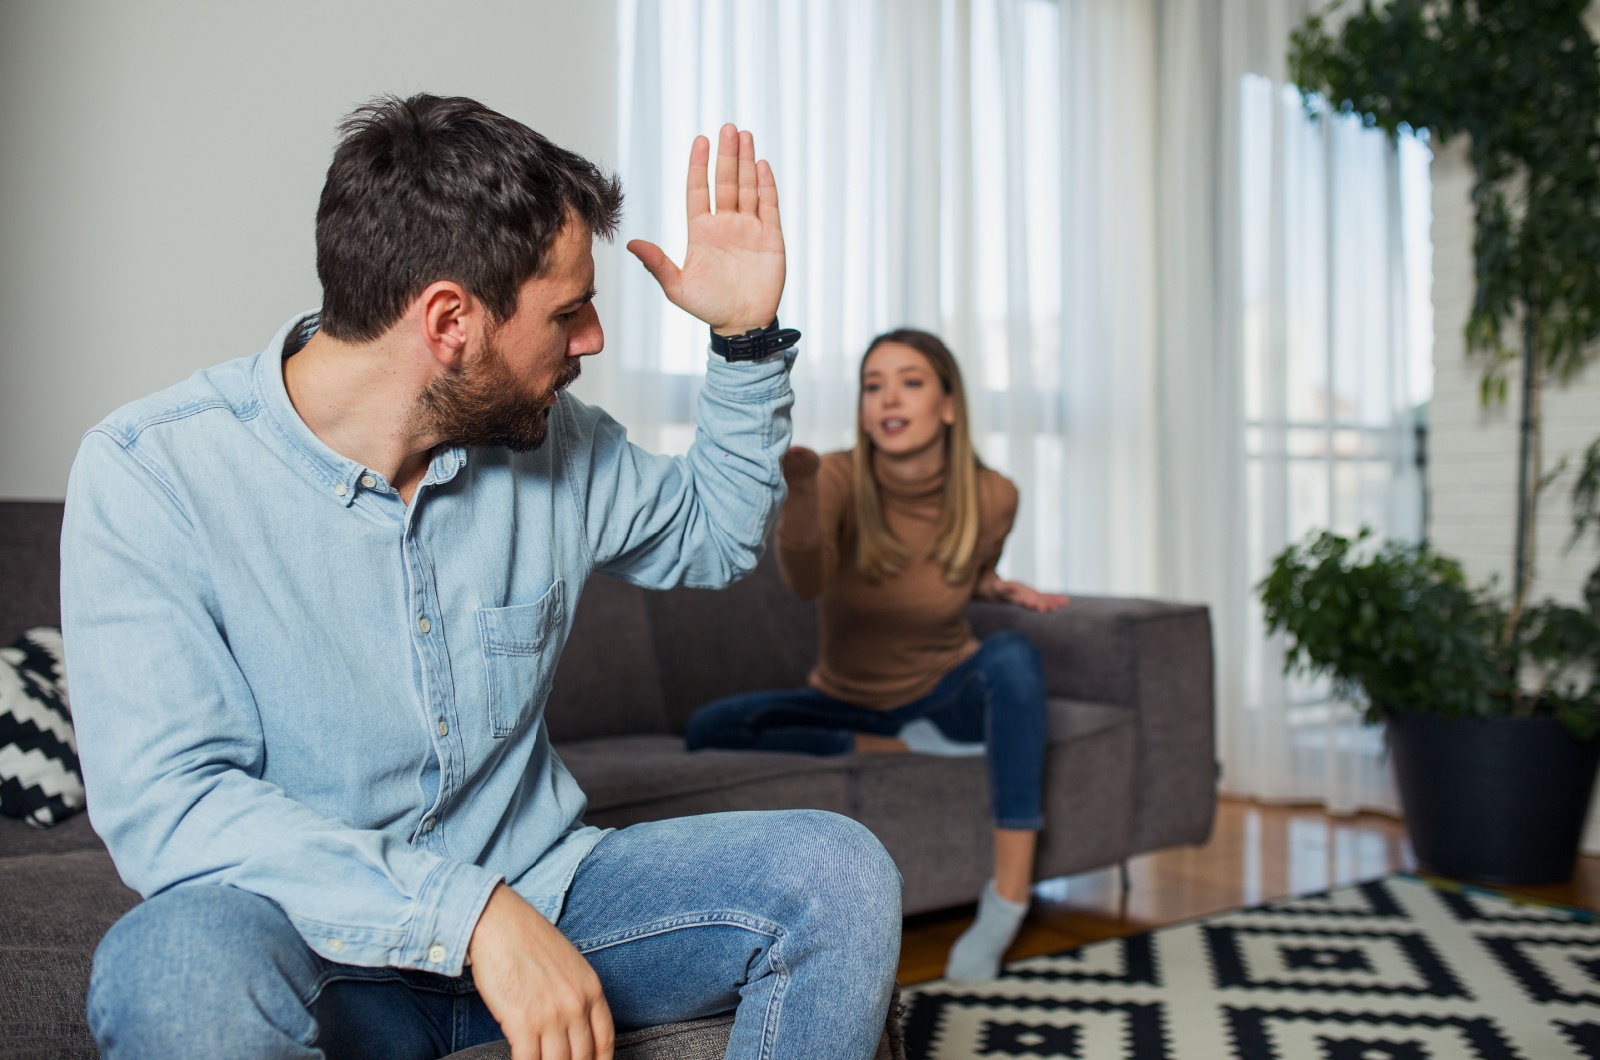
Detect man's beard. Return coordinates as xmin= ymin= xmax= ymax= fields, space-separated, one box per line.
xmin=411 ymin=337 xmax=581 ymax=453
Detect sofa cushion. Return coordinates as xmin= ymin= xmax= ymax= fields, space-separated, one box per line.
xmin=0 ymin=810 xmax=104 ymax=860
xmin=0 ymin=628 xmax=84 ymax=828
xmin=0 ymin=847 xmax=139 ymax=1058
xmin=556 ymin=734 xmax=852 ymax=819
xmin=557 ymin=700 xmax=1138 ymax=915
xmin=545 ymin=574 xmax=671 ymax=742
xmin=850 ymin=699 xmax=1138 ymax=913
xmin=444 ymin=985 xmax=905 ymax=1059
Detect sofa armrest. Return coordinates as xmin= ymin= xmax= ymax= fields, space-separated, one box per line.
xmin=967 ymin=596 xmax=1217 ymax=852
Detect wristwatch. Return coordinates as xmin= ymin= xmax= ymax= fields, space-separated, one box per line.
xmin=709 ymin=319 xmax=802 ymax=362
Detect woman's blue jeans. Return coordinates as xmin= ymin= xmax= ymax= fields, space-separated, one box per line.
xmin=86 ymin=810 xmax=901 ymax=1060
xmin=685 ymin=630 xmax=1048 ymax=830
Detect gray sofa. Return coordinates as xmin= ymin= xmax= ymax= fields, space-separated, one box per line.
xmin=0 ymin=498 xmax=1216 ymax=1057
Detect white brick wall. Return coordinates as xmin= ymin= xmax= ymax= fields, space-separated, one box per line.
xmin=1428 ymin=138 xmax=1600 ymax=849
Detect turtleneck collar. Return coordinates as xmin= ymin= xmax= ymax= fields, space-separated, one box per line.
xmin=873 ymin=450 xmax=946 ymax=504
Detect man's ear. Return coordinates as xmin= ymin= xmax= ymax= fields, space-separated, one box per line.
xmin=416 ymin=281 xmax=478 ymax=369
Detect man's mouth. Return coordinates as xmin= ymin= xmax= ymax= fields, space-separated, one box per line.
xmin=556 ymin=360 xmax=582 ymax=391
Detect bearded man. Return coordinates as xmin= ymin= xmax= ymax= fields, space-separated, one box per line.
xmin=60 ymin=94 xmax=900 ymax=1060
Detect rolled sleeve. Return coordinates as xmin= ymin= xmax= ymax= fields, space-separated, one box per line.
xmin=566 ymin=347 xmax=796 ymax=590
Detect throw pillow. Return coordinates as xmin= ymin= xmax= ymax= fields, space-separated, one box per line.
xmin=0 ymin=627 xmax=84 ymax=827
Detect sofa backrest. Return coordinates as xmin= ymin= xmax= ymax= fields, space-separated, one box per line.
xmin=640 ymin=546 xmax=820 ymax=734
xmin=543 ymin=572 xmax=671 ymax=741
xmin=0 ymin=500 xmax=812 ymax=742
xmin=0 ymin=501 xmax=64 ymax=645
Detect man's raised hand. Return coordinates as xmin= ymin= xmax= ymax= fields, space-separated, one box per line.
xmin=627 ymin=125 xmax=785 ymax=336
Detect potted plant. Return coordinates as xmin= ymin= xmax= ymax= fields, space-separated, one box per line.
xmin=1259 ymin=530 xmax=1600 ymax=883
xmin=1267 ymin=0 xmax=1600 ymax=883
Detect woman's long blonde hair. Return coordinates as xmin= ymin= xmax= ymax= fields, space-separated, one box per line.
xmin=852 ymin=329 xmax=982 ymax=584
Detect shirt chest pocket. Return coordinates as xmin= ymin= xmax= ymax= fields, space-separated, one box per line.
xmin=476 ymin=580 xmax=566 ymax=739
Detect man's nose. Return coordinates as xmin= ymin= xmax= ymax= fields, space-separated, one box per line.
xmin=571 ymin=303 xmax=604 ymax=357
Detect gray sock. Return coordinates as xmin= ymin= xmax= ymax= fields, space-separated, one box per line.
xmin=944 ymin=879 xmax=1028 ymax=983
xmin=897 ymin=718 xmax=986 ymax=757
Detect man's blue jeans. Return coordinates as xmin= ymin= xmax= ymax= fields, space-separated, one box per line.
xmin=87 ymin=810 xmax=902 ymax=1059
xmin=685 ymin=631 xmax=1048 ymax=830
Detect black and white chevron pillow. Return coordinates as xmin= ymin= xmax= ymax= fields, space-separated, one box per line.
xmin=0 ymin=628 xmax=84 ymax=828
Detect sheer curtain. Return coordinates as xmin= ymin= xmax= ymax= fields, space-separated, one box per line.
xmin=1156 ymin=0 xmax=1431 ymax=816
xmin=1232 ymin=83 xmax=1431 ymax=814
xmin=609 ymin=0 xmax=1159 ymax=593
xmin=608 ymin=0 xmax=1431 ymax=816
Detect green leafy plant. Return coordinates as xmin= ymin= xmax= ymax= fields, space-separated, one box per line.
xmin=1289 ymin=0 xmax=1600 ymax=639
xmin=1259 ymin=529 xmax=1600 ymax=737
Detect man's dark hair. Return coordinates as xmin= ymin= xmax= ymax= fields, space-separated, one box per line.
xmin=315 ymin=94 xmax=623 ymax=341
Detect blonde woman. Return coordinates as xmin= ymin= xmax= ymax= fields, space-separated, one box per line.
xmin=685 ymin=328 xmax=1068 ymax=983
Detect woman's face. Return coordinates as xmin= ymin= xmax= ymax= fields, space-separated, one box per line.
xmin=859 ymin=342 xmax=956 ymax=460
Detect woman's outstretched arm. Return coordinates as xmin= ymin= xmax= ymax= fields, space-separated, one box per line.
xmin=774 ymin=446 xmax=838 ymax=598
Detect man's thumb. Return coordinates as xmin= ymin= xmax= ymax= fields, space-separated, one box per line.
xmin=626 ymin=240 xmax=680 ymax=295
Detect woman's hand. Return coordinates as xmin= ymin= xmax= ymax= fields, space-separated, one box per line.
xmin=778 ymin=446 xmax=823 ymax=551
xmin=781 ymin=445 xmax=821 ymax=487
xmin=977 ymin=574 xmax=1070 ymax=613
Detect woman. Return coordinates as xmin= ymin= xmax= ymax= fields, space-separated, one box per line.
xmin=685 ymin=328 xmax=1068 ymax=983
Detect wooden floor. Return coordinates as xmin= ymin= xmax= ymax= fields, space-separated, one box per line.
xmin=898 ymin=796 xmax=1600 ymax=985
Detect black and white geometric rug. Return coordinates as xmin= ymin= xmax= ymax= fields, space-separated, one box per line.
xmin=901 ymin=873 xmax=1600 ymax=1059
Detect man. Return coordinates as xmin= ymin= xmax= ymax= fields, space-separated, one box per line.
xmin=61 ymin=94 xmax=900 ymax=1060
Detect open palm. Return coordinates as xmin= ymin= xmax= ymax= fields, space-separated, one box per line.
xmin=628 ymin=124 xmax=786 ymax=336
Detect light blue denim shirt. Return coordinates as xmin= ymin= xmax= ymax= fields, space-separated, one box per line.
xmin=60 ymin=313 xmax=794 ymax=978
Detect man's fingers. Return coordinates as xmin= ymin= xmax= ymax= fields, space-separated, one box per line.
xmin=756 ymin=159 xmax=780 ymax=224
xmin=737 ymin=130 xmax=758 ymax=214
xmin=592 ymin=1002 xmax=616 ymax=1060
xmin=626 ymin=240 xmax=682 ymax=300
xmin=509 ymin=1028 xmax=541 ymax=1060
xmin=569 ymin=1024 xmax=597 ymax=1060
xmin=714 ymin=124 xmax=739 ymax=214
xmin=686 ymin=135 xmax=711 ymax=218
xmin=539 ymin=1027 xmax=571 ymax=1060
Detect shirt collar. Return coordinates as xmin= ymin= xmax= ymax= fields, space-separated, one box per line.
xmin=254 ymin=312 xmax=467 ymax=507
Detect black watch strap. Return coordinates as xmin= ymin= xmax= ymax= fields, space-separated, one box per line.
xmin=709 ymin=319 xmax=802 ymax=362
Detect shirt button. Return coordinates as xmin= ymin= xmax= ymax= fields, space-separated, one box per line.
xmin=360 ymin=474 xmax=377 ymax=489
xmin=334 ymin=483 xmax=348 ymax=497
xmin=327 ymin=937 xmax=345 ymax=954
xmin=428 ymin=944 xmax=446 ymax=964
xmin=418 ymin=618 xmax=431 ymax=634
xmin=437 ymin=720 xmax=449 ymax=737
xmin=424 ymin=816 xmax=436 ymax=832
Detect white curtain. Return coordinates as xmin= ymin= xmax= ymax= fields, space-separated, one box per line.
xmin=1230 ymin=83 xmax=1430 ymax=814
xmin=1155 ymin=0 xmax=1431 ymax=816
xmin=609 ymin=0 xmax=1159 ymax=593
xmin=607 ymin=0 xmax=1431 ymax=816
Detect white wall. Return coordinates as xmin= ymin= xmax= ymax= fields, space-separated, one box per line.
xmin=1428 ymin=139 xmax=1600 ymax=850
xmin=0 ymin=0 xmax=622 ymax=500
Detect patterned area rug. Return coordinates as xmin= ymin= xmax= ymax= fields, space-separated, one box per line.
xmin=900 ymin=873 xmax=1600 ymax=1059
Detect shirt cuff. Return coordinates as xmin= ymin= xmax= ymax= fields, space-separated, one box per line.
xmin=397 ymin=858 xmax=504 ymax=976
xmin=702 ymin=345 xmax=797 ymax=403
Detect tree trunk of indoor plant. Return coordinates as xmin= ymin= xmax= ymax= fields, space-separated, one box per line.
xmin=1387 ymin=711 xmax=1600 ymax=885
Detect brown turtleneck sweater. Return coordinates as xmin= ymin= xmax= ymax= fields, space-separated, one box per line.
xmin=776 ymin=451 xmax=1018 ymax=710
